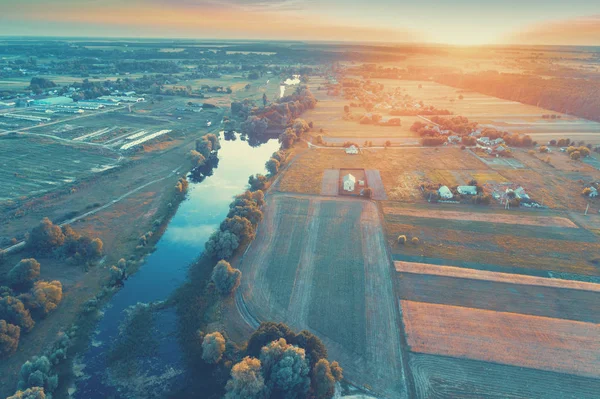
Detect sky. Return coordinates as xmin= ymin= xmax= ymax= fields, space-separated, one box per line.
xmin=0 ymin=0 xmax=599 ymax=45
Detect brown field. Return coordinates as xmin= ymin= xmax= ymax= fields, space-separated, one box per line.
xmin=402 ymin=300 xmax=600 ymax=378
xmin=237 ymin=193 xmax=407 ymax=398
xmin=383 ymin=206 xmax=578 ymax=228
xmin=276 ymin=147 xmax=486 ymax=199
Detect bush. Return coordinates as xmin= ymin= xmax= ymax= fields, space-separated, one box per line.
xmin=0 ymin=296 xmax=35 ymax=333
xmin=411 ymin=237 xmax=420 ymax=245
xmin=397 ymin=235 xmax=407 ymax=245
xmin=0 ymin=319 xmax=20 ymax=358
xmin=202 ymin=331 xmax=226 ymax=363
xmin=211 ymin=260 xmax=242 ymax=295
xmin=8 ymin=259 xmax=40 ymax=289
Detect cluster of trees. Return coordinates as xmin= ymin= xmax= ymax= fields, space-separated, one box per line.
xmin=1 ymin=258 xmax=63 ymax=358
xmin=189 ymin=134 xmax=221 ymax=182
xmin=205 ymin=191 xmax=265 ymax=259
xmin=389 ymin=107 xmax=451 ymax=116
xmin=436 ymin=71 xmax=600 ymax=123
xmin=198 ymin=322 xmax=343 ymax=399
xmin=278 ymin=119 xmax=311 ymax=149
xmin=24 ymin=218 xmax=103 ymax=264
xmin=566 ymin=145 xmax=590 ymax=160
xmin=241 ymin=88 xmax=317 ymax=139
xmin=28 ymin=77 xmax=56 ymax=95
xmin=211 ymin=260 xmax=242 ymax=296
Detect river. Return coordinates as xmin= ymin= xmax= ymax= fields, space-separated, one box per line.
xmin=74 ymin=132 xmax=279 ymax=398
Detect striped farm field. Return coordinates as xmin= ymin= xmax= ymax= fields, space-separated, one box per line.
xmin=402 ymin=300 xmax=600 ymax=378
xmin=383 ymin=206 xmax=578 ymax=228
xmin=396 ymin=261 xmax=600 ymax=323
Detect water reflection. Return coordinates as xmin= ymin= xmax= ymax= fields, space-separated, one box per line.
xmin=75 ymin=132 xmax=279 ymax=399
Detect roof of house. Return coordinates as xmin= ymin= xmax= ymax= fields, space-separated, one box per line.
xmin=457 ymin=185 xmax=478 ymax=195
xmin=438 ymin=185 xmax=453 ymax=197
xmin=343 ymin=174 xmax=356 ymax=183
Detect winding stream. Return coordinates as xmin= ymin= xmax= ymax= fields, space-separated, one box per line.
xmin=74 ymin=132 xmax=279 ymax=398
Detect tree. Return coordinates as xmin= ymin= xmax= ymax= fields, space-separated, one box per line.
xmin=188 ymin=150 xmax=206 ymax=167
xmin=221 ymin=216 xmax=255 ymax=243
xmin=262 ymin=93 xmax=268 ymax=108
xmin=17 ymin=356 xmax=58 ymax=394
xmin=211 ymin=260 xmax=242 ymax=295
xmin=411 ymin=237 xmax=420 ymax=245
xmin=8 ymin=259 xmax=40 ymax=289
xmin=25 ymin=218 xmax=64 ymax=255
xmin=330 ymin=361 xmax=343 ymax=381
xmin=384 ymin=140 xmax=391 ymax=148
xmin=22 ymin=281 xmax=63 ymax=317
xmin=265 ymin=158 xmax=280 ymax=176
xmin=278 ymin=129 xmax=297 ymax=149
xmin=0 ymin=296 xmax=35 ymax=333
xmin=397 ymin=235 xmax=407 ymax=245
xmin=0 ymin=319 xmax=20 ymax=358
xmin=260 ymin=338 xmax=310 ymax=397
xmin=228 ymin=205 xmax=263 ymax=227
xmin=249 ymin=174 xmax=268 ymax=191
xmin=202 ymin=331 xmax=226 ymax=363
xmin=570 ymin=150 xmax=581 ymax=160
xmin=363 ymin=188 xmax=373 ymax=198
xmin=539 ymin=146 xmax=549 ymax=153
xmin=7 ymin=387 xmax=46 ymax=399
xmin=292 ymin=119 xmax=310 ymax=135
xmin=225 ymin=357 xmax=269 ymax=399
xmin=247 ymin=322 xmax=295 ymax=357
xmin=311 ymin=359 xmax=336 ymax=399
xmin=205 ymin=230 xmax=240 ymax=259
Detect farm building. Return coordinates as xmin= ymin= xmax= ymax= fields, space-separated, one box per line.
xmin=346 ymin=145 xmax=359 ymax=154
xmin=457 ymin=186 xmax=478 ymax=195
xmin=438 ymin=185 xmax=453 ymax=199
xmin=33 ymin=96 xmax=74 ymax=106
xmin=343 ymin=173 xmax=356 ymax=191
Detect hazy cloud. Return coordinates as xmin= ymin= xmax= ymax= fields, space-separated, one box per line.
xmin=505 ymin=15 xmax=600 ymax=45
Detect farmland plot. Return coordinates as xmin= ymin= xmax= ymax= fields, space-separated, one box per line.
xmin=0 ymin=135 xmax=120 ymax=201
xmin=402 ymin=300 xmax=600 ymax=378
xmin=239 ymin=193 xmax=407 ymax=398
xmin=409 ymin=353 xmax=600 ymax=399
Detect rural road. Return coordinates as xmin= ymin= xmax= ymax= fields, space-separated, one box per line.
xmin=1 ymin=165 xmax=183 ymax=254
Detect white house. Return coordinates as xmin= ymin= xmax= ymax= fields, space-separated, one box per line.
xmin=343 ymin=174 xmax=356 ymax=192
xmin=457 ymin=185 xmax=478 ymax=195
xmin=438 ymin=185 xmax=453 ymax=199
xmin=345 ymin=145 xmax=359 ymax=154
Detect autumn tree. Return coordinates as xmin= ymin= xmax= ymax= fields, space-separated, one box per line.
xmin=0 ymin=296 xmax=35 ymax=333
xmin=0 ymin=319 xmax=20 ymax=358
xmin=202 ymin=331 xmax=226 ymax=364
xmin=25 ymin=218 xmax=64 ymax=255
xmin=221 ymin=216 xmax=255 ymax=243
xmin=225 ymin=357 xmax=269 ymax=399
xmin=21 ymin=281 xmax=63 ymax=317
xmin=6 ymin=387 xmax=46 ymax=399
xmin=248 ymin=174 xmax=268 ymax=191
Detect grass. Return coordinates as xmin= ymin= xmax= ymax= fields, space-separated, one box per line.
xmin=308 ymin=201 xmax=367 ymax=356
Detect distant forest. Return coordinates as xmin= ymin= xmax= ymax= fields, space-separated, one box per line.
xmin=436 ymin=71 xmax=600 ymax=122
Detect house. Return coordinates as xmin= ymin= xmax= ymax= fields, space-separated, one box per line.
xmin=457 ymin=185 xmax=478 ymax=195
xmin=477 ymin=137 xmax=490 ymax=146
xmin=345 ymin=145 xmax=359 ymax=155
xmin=343 ymin=174 xmax=356 ymax=192
xmin=514 ymin=187 xmax=530 ymax=200
xmin=358 ymin=180 xmax=365 ymax=186
xmin=589 ymin=187 xmax=598 ymax=198
xmin=438 ymin=185 xmax=453 ymax=199
xmin=447 ymin=135 xmax=461 ymax=144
